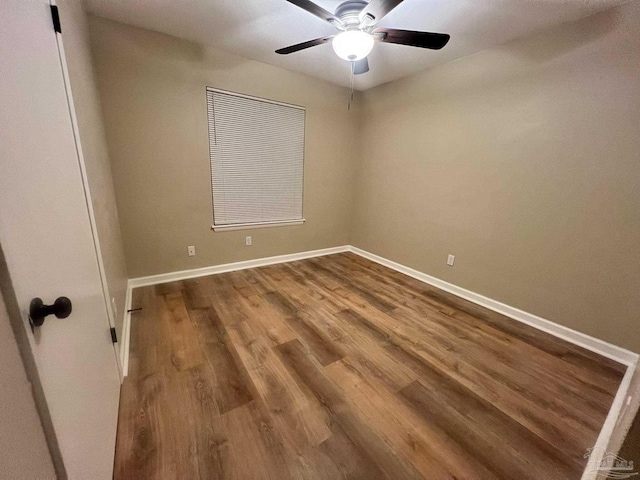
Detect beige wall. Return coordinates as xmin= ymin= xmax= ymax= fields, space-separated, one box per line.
xmin=88 ymin=17 xmax=357 ymax=278
xmin=58 ymin=2 xmax=129 ymax=341
xmin=0 ymin=292 xmax=56 ymax=479
xmin=353 ymin=1 xmax=640 ymax=352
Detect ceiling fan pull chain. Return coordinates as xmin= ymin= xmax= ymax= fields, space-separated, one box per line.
xmin=348 ymin=61 xmax=355 ymax=110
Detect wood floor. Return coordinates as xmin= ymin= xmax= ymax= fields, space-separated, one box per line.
xmin=115 ymin=252 xmax=625 ymax=479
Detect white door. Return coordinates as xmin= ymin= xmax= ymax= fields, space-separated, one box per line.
xmin=0 ymin=1 xmax=121 ymax=479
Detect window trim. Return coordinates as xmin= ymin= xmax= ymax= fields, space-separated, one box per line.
xmin=206 ymin=87 xmax=306 ymax=232
xmin=211 ymin=219 xmax=305 ymax=232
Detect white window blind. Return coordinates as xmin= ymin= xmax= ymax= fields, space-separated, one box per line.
xmin=207 ymin=88 xmax=305 ymax=231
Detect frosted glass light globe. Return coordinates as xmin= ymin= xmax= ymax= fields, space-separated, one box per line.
xmin=332 ymin=30 xmax=374 ymax=61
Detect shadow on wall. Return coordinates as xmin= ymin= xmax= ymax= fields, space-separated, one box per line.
xmin=365 ymin=3 xmax=624 ymax=111
xmin=502 ymin=4 xmax=620 ymax=63
xmin=93 ymin=17 xmax=207 ymax=64
xmin=88 ymin=16 xmax=254 ymax=80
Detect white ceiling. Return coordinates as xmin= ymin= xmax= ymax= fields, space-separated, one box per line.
xmin=85 ymin=0 xmax=623 ymax=90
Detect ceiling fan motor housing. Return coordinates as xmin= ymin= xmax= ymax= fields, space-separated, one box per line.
xmin=335 ymin=0 xmax=370 ymax=28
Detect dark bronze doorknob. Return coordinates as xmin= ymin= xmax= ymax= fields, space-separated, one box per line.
xmin=29 ymin=297 xmax=72 ymax=328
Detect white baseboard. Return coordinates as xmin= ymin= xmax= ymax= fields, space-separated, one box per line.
xmin=348 ymin=246 xmax=638 ymax=367
xmin=128 ymin=245 xmax=350 ymax=288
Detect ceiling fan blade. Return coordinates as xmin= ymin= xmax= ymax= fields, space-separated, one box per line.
xmin=354 ymin=57 xmax=369 ymax=75
xmin=359 ymin=0 xmax=404 ymax=24
xmin=275 ymin=36 xmax=334 ymax=55
xmin=285 ymin=0 xmax=339 ymax=24
xmin=375 ymin=28 xmax=450 ymax=50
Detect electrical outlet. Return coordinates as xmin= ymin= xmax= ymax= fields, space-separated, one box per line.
xmin=447 ymin=254 xmax=455 ymax=266
xmin=188 ymin=245 xmax=196 ymax=257
xmin=245 ymin=236 xmax=252 ymax=246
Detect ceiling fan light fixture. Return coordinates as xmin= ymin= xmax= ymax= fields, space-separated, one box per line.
xmin=332 ymin=30 xmax=374 ymax=61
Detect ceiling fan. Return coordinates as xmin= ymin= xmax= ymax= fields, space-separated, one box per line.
xmin=275 ymin=0 xmax=451 ymax=75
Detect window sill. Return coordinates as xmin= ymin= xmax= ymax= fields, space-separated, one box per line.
xmin=212 ymin=219 xmax=305 ymax=232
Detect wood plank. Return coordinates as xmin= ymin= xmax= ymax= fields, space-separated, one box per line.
xmin=177 ymin=366 xmax=228 ymax=479
xmin=389 ymin=303 xmax=613 ymax=425
xmin=226 ymin=321 xmax=332 ymax=449
xmin=323 ymin=309 xmax=418 ymax=391
xmin=202 ymin=279 xmax=253 ymax=328
xmin=334 ymin=306 xmax=592 ymax=465
xmin=306 ymin=257 xmax=396 ymax=313
xmin=252 ymin=270 xmax=416 ymax=390
xmin=154 ymin=280 xmax=185 ymax=297
xmin=218 ymin=401 xmax=292 ymax=480
xmin=274 ymin=339 xmax=424 ymax=479
xmin=182 ymin=278 xmax=212 ymax=310
xmin=325 ymin=358 xmax=499 ymax=479
xmin=231 ymin=292 xmax=298 ymax=347
xmin=161 ymin=294 xmax=204 ymax=372
xmin=274 ymin=263 xmax=346 ymax=314
xmin=261 ymin=291 xmax=344 ymax=366
xmin=399 ymin=378 xmax=579 ymax=479
xmin=114 ymin=374 xmax=166 ymax=479
xmin=127 ymin=286 xmax=160 ymax=379
xmin=237 ymin=268 xmax=274 ymax=295
xmin=188 ymin=308 xmax=253 ymax=414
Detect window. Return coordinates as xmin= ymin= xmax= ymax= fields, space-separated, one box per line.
xmin=206 ymin=88 xmax=305 ymax=231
